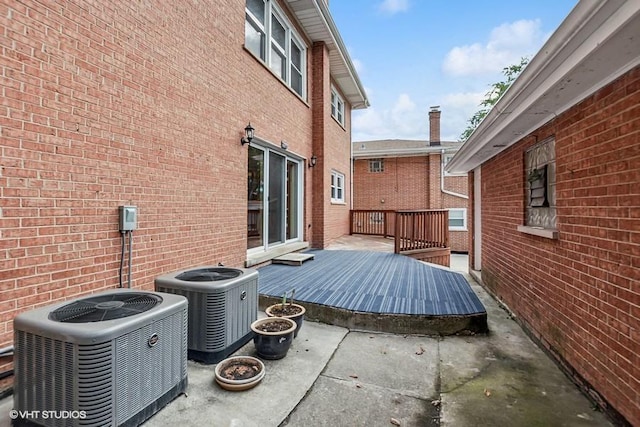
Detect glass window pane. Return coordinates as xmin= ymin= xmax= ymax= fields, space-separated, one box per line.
xmin=271 ymin=14 xmax=286 ymax=48
xmin=268 ymin=152 xmax=285 ymax=245
xmin=247 ymin=0 xmax=265 ymax=24
xmin=245 ymin=18 xmax=265 ymax=59
xmin=291 ymin=41 xmax=301 ymax=68
xmin=270 ymin=47 xmax=285 ymax=79
xmin=291 ymin=69 xmax=302 ymax=95
xmin=247 ymin=146 xmax=265 ymax=249
xmin=286 ymin=161 xmax=298 ymax=240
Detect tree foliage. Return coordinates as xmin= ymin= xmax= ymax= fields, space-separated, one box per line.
xmin=459 ymin=57 xmax=530 ymax=142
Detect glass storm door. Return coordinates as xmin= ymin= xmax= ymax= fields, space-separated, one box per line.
xmin=247 ymin=146 xmax=300 ymax=250
xmin=268 ymin=152 xmax=285 ymax=245
xmin=247 ymin=146 xmax=265 ymax=250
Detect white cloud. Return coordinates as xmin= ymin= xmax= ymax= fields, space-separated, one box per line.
xmin=378 ymin=0 xmax=409 ymax=15
xmin=442 ymin=19 xmax=544 ymax=76
xmin=353 ymin=93 xmax=424 ymax=141
xmin=439 ymin=92 xmax=487 ymax=141
xmin=352 ymin=91 xmax=490 ymax=142
xmin=351 ymin=58 xmax=364 ymax=75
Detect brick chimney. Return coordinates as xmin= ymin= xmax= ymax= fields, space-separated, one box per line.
xmin=429 ymin=106 xmax=441 ymax=146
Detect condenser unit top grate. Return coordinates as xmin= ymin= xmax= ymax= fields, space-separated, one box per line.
xmin=48 ymin=292 xmax=162 ymax=323
xmin=175 ymin=267 xmax=241 ymax=282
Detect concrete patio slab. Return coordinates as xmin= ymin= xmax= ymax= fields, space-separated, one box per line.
xmin=143 ymin=319 xmax=347 ymax=427
xmin=0 ymin=237 xmax=615 ymax=427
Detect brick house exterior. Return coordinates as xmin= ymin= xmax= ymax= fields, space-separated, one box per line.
xmin=447 ymin=1 xmax=640 ymax=425
xmin=353 ymin=109 xmax=469 ymax=252
xmin=0 ymin=0 xmax=367 ymax=391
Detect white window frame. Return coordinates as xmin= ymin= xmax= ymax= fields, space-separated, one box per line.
xmin=245 ymin=0 xmax=307 ymax=99
xmin=369 ymin=158 xmax=384 ymax=173
xmin=331 ymin=171 xmax=345 ymax=203
xmin=331 ymin=86 xmax=345 ymax=126
xmin=448 ymin=208 xmax=467 ymax=231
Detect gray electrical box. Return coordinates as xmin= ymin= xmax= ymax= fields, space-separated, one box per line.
xmin=119 ymin=205 xmax=137 ymax=231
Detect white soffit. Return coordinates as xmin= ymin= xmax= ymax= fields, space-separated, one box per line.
xmin=447 ymin=0 xmax=640 ymax=173
xmin=287 ymin=0 xmax=369 ymax=109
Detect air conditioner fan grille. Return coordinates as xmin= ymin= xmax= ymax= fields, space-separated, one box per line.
xmin=49 ymin=293 xmax=162 ymax=323
xmin=175 ymin=267 xmax=241 ymax=281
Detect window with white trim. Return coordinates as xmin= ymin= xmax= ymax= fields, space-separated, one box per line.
xmin=369 ymin=159 xmax=384 ymax=173
xmin=448 ymin=208 xmax=467 ymax=231
xmin=245 ymin=0 xmax=306 ymax=98
xmin=331 ymin=87 xmax=345 ymax=126
xmin=331 ymin=171 xmax=345 ymax=203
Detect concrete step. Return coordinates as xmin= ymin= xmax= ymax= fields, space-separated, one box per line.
xmin=272 ymin=253 xmax=315 ymax=266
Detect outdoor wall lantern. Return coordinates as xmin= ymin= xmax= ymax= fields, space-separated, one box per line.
xmin=308 ymin=155 xmax=317 ymax=168
xmin=241 ymin=123 xmax=255 ymax=145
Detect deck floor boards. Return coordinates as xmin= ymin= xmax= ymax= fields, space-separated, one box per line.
xmin=258 ymin=250 xmax=485 ymax=316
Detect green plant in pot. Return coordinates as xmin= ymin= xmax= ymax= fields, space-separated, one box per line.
xmin=265 ymin=289 xmax=306 ymax=338
xmin=250 ymin=317 xmax=297 ymax=360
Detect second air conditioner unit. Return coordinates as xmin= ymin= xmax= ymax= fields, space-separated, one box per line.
xmin=155 ymin=266 xmax=258 ymax=364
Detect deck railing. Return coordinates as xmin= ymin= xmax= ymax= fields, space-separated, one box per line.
xmin=350 ymin=210 xmax=396 ymax=238
xmin=394 ymin=210 xmax=449 ymax=253
xmin=350 ymin=209 xmax=449 ymax=254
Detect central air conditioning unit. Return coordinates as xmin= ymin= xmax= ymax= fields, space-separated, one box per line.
xmin=13 ymin=289 xmax=188 ymax=427
xmin=155 ymin=266 xmax=258 ymax=364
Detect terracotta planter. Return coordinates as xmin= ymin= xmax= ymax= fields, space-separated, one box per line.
xmin=251 ymin=317 xmax=297 ymax=360
xmin=214 ymin=356 xmax=265 ymax=391
xmin=265 ymin=303 xmax=306 ymax=338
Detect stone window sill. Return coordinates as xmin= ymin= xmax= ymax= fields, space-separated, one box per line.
xmin=517 ymin=225 xmax=558 ymax=239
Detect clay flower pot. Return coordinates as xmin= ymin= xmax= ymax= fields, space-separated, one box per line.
xmin=251 ymin=317 xmax=297 ymax=360
xmin=265 ymin=303 xmax=306 ymax=338
xmin=214 ymin=356 xmax=265 ymax=391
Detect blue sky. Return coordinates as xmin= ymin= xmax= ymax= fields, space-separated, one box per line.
xmin=329 ymin=0 xmax=578 ymax=142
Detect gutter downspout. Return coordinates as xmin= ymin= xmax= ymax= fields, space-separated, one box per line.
xmin=441 ymin=149 xmax=468 ymax=200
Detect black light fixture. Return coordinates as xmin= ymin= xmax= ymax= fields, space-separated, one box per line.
xmin=308 ymin=155 xmax=317 ymax=168
xmin=241 ymin=122 xmax=255 ymax=145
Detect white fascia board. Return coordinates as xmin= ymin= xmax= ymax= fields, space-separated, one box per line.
xmin=446 ymin=0 xmax=640 ymax=173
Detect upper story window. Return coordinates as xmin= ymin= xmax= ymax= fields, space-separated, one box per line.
xmin=331 ymin=87 xmax=345 ymax=126
xmin=331 ymin=171 xmax=345 ymax=203
xmin=369 ymin=159 xmax=384 ymax=173
xmin=245 ymin=0 xmax=306 ymax=98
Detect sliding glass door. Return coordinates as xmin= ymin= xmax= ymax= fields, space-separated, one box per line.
xmin=248 ymin=145 xmax=301 ymax=251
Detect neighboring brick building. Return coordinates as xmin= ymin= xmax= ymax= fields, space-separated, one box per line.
xmin=447 ymin=1 xmax=640 ymax=425
xmin=352 ymin=108 xmax=469 ymax=252
xmin=0 ymin=0 xmax=367 ymax=390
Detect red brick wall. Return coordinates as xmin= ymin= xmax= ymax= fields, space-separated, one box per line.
xmin=323 ymin=81 xmax=352 ymax=247
xmin=0 ymin=0 xmax=350 ymax=381
xmin=353 ymin=154 xmax=469 ymax=251
xmin=353 ymin=157 xmax=429 ymax=210
xmin=479 ymin=66 xmax=640 ymax=425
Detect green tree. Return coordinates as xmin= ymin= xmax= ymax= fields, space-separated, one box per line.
xmin=459 ymin=57 xmax=530 ymax=141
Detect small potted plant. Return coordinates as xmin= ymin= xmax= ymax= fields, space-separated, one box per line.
xmin=265 ymin=289 xmax=306 ymax=338
xmin=214 ymin=355 xmax=265 ymax=391
xmin=250 ymin=317 xmax=297 ymax=360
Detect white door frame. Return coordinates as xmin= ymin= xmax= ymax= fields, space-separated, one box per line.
xmin=473 ymin=166 xmax=482 ymax=270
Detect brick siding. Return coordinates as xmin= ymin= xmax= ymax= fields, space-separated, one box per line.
xmin=353 ymin=155 xmax=469 ymax=252
xmin=479 ymin=66 xmax=640 ymax=425
xmin=0 ymin=0 xmax=351 ymax=382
